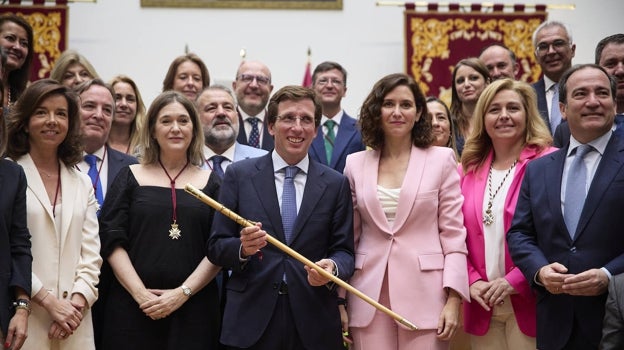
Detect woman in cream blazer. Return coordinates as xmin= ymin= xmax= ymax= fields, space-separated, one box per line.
xmin=343 ymin=73 xmax=469 ymax=350
xmin=6 ymin=79 xmax=101 ymax=350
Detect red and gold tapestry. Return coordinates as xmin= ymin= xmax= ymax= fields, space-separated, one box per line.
xmin=1 ymin=4 xmax=68 ymax=81
xmin=405 ymin=4 xmax=547 ymax=103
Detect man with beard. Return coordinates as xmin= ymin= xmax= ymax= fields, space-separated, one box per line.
xmin=531 ymin=21 xmax=576 ymax=135
xmin=233 ymin=60 xmax=274 ymax=151
xmin=197 ymin=85 xmax=267 ymax=178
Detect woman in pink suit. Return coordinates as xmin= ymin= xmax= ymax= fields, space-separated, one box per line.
xmin=460 ymin=79 xmax=555 ymax=349
xmin=342 ymin=73 xmax=469 ymax=349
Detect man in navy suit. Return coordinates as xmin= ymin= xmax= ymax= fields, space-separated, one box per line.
xmin=555 ymin=33 xmax=624 ymax=147
xmin=233 ymin=60 xmax=275 ymax=151
xmin=75 ymin=79 xmax=137 ymax=350
xmin=309 ymin=61 xmax=365 ymax=173
xmin=208 ymin=85 xmax=354 ymax=350
xmin=508 ymin=64 xmax=624 ymax=350
xmin=531 ymin=21 xmax=576 ymax=134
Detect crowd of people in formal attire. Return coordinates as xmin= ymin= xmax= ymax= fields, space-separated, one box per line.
xmin=2 ymin=11 xmax=624 ymax=350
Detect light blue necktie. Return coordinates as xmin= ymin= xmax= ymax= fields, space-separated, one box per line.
xmin=550 ymin=83 xmax=562 ymax=134
xmin=211 ymin=155 xmax=226 ymax=179
xmin=84 ymin=154 xmax=104 ymax=213
xmin=281 ymin=166 xmax=299 ymax=244
xmin=564 ymin=144 xmax=593 ymax=238
xmin=248 ymin=117 xmax=260 ymax=148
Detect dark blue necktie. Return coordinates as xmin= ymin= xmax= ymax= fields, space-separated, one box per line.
xmin=84 ymin=154 xmax=104 ymax=212
xmin=281 ymin=166 xmax=299 ymax=244
xmin=248 ymin=117 xmax=260 ymax=148
xmin=211 ymin=155 xmax=226 ymax=179
xmin=564 ymin=144 xmax=593 ymax=238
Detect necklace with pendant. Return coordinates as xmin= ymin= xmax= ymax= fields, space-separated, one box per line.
xmin=159 ymin=158 xmax=189 ymax=239
xmin=483 ymin=159 xmax=518 ymax=225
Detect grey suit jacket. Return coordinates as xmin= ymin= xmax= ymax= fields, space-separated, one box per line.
xmin=601 ymin=273 xmax=624 ymax=349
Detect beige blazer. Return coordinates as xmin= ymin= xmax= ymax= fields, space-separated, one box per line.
xmin=344 ymin=146 xmax=469 ymax=330
xmin=18 ymin=154 xmax=101 ymax=350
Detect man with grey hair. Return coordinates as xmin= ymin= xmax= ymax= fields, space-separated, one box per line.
xmin=197 ymin=85 xmax=267 ymax=178
xmin=531 ymin=21 xmax=576 ymax=134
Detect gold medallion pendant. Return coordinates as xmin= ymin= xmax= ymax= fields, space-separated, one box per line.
xmin=169 ymin=221 xmax=181 ymax=239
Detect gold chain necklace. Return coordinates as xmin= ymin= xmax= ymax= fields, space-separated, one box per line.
xmin=483 ymin=160 xmax=518 ymax=225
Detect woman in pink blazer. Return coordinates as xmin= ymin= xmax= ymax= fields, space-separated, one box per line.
xmin=460 ymin=79 xmax=555 ymax=349
xmin=342 ymin=73 xmax=469 ymax=349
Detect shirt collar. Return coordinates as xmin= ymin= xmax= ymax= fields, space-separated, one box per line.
xmin=203 ymin=144 xmax=235 ymax=162
xmin=272 ymin=150 xmax=309 ymax=175
xmin=321 ymin=109 xmax=344 ymax=126
xmin=568 ymin=130 xmax=612 ymax=157
xmin=238 ymin=107 xmax=266 ymax=122
xmin=84 ymin=145 xmax=106 ymax=160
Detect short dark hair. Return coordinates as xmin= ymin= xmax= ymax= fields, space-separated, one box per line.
xmin=559 ymin=64 xmax=617 ymax=104
xmin=266 ymin=86 xmax=322 ymax=128
xmin=595 ymin=33 xmax=624 ymax=64
xmin=359 ymin=73 xmax=432 ymax=150
xmin=6 ymin=79 xmax=82 ymax=165
xmin=312 ymin=61 xmax=348 ymax=86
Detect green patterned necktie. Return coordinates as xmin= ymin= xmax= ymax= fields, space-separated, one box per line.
xmin=324 ymin=119 xmax=336 ymax=164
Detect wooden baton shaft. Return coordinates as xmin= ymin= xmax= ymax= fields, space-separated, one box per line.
xmin=184 ymin=183 xmax=418 ymax=331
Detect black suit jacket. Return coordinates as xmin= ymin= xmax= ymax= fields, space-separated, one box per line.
xmin=105 ymin=145 xmax=138 ymax=191
xmin=309 ymin=113 xmax=366 ymax=173
xmin=236 ymin=110 xmax=274 ymax=151
xmin=0 ymin=160 xmax=31 ymax=335
xmin=553 ymin=121 xmax=571 ymax=148
xmin=207 ymin=154 xmax=354 ymax=349
xmin=508 ymin=134 xmax=624 ymax=349
xmin=532 ymin=78 xmax=553 ymax=134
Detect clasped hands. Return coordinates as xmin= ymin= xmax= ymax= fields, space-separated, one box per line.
xmin=134 ymin=287 xmax=188 ymax=321
xmin=538 ymin=262 xmax=609 ymax=296
xmin=470 ymin=278 xmax=517 ymax=312
xmin=240 ymin=223 xmax=336 ymax=286
xmin=40 ymin=293 xmax=85 ymax=340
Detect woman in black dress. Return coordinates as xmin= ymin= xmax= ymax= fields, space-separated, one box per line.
xmin=99 ymin=91 xmax=221 ymax=349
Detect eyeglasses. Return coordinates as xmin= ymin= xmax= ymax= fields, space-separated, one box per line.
xmin=276 ymin=115 xmax=315 ymax=127
xmin=316 ymin=78 xmax=344 ymax=86
xmin=237 ymin=74 xmax=271 ymax=86
xmin=535 ymin=39 xmax=571 ymax=55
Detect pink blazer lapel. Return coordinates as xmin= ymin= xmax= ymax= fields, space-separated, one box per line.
xmin=392 ymin=146 xmax=426 ymax=232
xmin=362 ymin=150 xmax=393 ymax=233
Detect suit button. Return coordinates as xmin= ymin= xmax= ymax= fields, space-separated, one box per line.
xmin=570 ymin=246 xmax=577 ymax=253
xmin=62 ymin=291 xmax=68 ymax=298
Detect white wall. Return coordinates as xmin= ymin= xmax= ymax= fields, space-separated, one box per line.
xmin=67 ymin=0 xmax=623 ymax=115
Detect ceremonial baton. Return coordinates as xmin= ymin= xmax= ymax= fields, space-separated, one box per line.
xmin=184 ymin=183 xmax=418 ymax=330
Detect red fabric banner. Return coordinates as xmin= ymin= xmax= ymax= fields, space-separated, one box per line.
xmin=1 ymin=4 xmax=68 ymax=81
xmin=405 ymin=7 xmax=547 ymax=103
xmin=302 ymin=61 xmax=312 ymax=87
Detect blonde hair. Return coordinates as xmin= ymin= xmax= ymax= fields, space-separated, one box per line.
xmin=50 ymin=50 xmax=99 ymax=83
xmin=110 ymin=75 xmax=146 ymax=154
xmin=461 ymin=79 xmax=552 ymax=173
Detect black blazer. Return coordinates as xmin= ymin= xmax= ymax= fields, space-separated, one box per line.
xmin=532 ymin=78 xmax=553 ymax=134
xmin=508 ymin=134 xmax=624 ymax=349
xmin=0 ymin=160 xmax=31 ymax=335
xmin=105 ymin=145 xmax=138 ymax=192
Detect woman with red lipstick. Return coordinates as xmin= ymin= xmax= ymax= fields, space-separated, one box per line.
xmin=450 ymin=58 xmax=491 ymax=156
xmin=108 ymin=75 xmax=146 ymax=156
xmin=6 ymin=79 xmax=102 ymax=349
xmin=460 ymin=79 xmax=555 ymax=349
xmin=162 ymin=53 xmax=210 ymax=101
xmin=341 ymin=73 xmax=469 ymax=349
xmin=0 ymin=14 xmax=34 ymax=108
xmin=98 ymin=91 xmax=221 ymax=350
